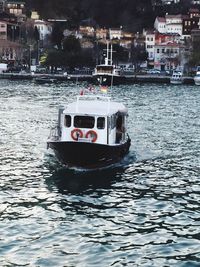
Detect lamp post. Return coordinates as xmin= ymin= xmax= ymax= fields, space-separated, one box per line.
xmin=29 ymin=45 xmax=32 ymax=72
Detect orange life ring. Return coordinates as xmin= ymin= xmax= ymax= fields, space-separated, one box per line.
xmin=71 ymin=128 xmax=83 ymax=141
xmin=85 ymin=130 xmax=98 ymax=143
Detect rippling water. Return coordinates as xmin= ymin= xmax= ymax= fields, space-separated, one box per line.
xmin=0 ymin=80 xmax=200 ymax=266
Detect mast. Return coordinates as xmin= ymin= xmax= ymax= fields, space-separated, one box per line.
xmin=105 ymin=41 xmax=109 ymax=65
xmin=110 ymin=43 xmax=113 ymax=65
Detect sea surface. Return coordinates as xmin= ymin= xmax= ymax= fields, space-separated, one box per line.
xmin=0 ymin=79 xmax=200 ymax=267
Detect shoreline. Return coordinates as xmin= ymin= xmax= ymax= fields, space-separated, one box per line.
xmin=0 ymin=72 xmax=195 ymax=84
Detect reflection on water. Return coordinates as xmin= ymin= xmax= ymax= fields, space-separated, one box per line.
xmin=0 ymin=80 xmax=200 ymax=267
xmin=45 ymin=151 xmax=137 ymax=194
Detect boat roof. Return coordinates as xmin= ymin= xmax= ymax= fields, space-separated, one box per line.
xmin=63 ymin=95 xmax=128 ymax=116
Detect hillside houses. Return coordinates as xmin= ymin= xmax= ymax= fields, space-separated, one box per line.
xmin=0 ymin=0 xmax=199 ymax=72
xmin=146 ymin=8 xmax=200 ymax=71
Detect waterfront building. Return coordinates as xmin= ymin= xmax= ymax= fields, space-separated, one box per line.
xmin=154 ymin=17 xmax=166 ymax=33
xmin=79 ymin=25 xmax=95 ymax=38
xmin=34 ymin=20 xmax=52 ymax=46
xmin=144 ymin=28 xmax=187 ymax=70
xmin=5 ymin=0 xmax=25 ymax=15
xmin=31 ymin=11 xmax=39 ymax=20
xmin=0 ymin=20 xmax=7 ymax=39
xmin=182 ymin=9 xmax=200 ymax=36
xmin=0 ymin=39 xmax=23 ymax=61
xmin=154 ymin=41 xmax=184 ymax=70
xmin=0 ymin=0 xmax=5 ymax=13
xmin=109 ymin=28 xmax=122 ymax=40
xmin=145 ymin=31 xmax=156 ymax=65
xmin=96 ymin=28 xmax=108 ymax=40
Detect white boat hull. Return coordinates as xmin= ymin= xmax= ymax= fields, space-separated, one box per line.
xmin=194 ymin=77 xmax=200 ymax=85
xmin=170 ymin=79 xmax=183 ymax=85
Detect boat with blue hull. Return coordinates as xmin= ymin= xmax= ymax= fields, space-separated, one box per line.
xmin=47 ymin=94 xmax=131 ymax=169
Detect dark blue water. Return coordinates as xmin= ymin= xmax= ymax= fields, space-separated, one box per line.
xmin=0 ymin=80 xmax=200 ymax=266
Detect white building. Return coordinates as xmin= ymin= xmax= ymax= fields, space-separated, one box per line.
xmin=154 ymin=14 xmax=183 ymax=37
xmin=166 ymin=23 xmax=182 ymax=36
xmin=109 ymin=28 xmax=122 ymax=39
xmin=165 ymin=14 xmax=182 ymax=25
xmin=145 ymin=31 xmax=156 ymax=60
xmin=154 ymin=17 xmax=166 ymax=33
xmin=34 ymin=20 xmax=52 ymax=42
xmin=154 ymin=41 xmax=184 ymax=70
xmin=0 ymin=20 xmax=7 ymax=40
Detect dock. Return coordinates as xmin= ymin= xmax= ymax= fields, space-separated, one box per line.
xmin=0 ymin=72 xmax=195 ymax=84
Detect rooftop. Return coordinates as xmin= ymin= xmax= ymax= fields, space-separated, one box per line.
xmin=64 ymin=95 xmax=128 ymax=116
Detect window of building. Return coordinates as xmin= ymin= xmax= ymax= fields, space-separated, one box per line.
xmin=74 ymin=116 xmax=94 ymax=128
xmin=157 ymin=49 xmax=160 ymax=53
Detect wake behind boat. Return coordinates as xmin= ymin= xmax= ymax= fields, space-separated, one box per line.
xmin=47 ymin=90 xmax=131 ymax=169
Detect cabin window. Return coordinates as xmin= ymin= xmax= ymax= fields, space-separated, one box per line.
xmin=65 ymin=115 xmax=71 ymax=127
xmin=111 ymin=115 xmax=116 ymax=129
xmin=74 ymin=116 xmax=94 ymax=128
xmin=97 ymin=117 xmax=105 ymax=129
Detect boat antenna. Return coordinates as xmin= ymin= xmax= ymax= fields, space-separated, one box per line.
xmin=105 ymin=41 xmax=109 ymax=65
xmin=110 ymin=43 xmax=113 ymax=65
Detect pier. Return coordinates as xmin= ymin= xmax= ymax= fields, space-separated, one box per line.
xmin=0 ymin=72 xmax=195 ymax=84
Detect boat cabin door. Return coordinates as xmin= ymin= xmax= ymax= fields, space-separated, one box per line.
xmin=115 ymin=113 xmax=125 ymax=143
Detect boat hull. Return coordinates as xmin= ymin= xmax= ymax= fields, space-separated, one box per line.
xmin=93 ymin=74 xmax=127 ymax=86
xmin=35 ymin=77 xmax=57 ymax=84
xmin=47 ymin=139 xmax=131 ymax=169
xmin=170 ymin=79 xmax=183 ymax=85
xmin=194 ymin=77 xmax=200 ymax=85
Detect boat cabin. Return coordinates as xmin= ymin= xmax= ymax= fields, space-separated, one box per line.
xmin=94 ymin=65 xmax=121 ymax=76
xmin=58 ymin=95 xmax=128 ymax=145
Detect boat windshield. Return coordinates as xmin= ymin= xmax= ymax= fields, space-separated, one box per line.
xmin=96 ymin=66 xmax=113 ymax=73
xmin=74 ymin=115 xmax=95 ymax=128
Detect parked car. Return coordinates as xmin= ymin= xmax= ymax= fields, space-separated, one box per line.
xmin=147 ymin=69 xmax=161 ymax=74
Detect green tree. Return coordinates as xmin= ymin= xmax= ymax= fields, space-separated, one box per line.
xmin=51 ymin=24 xmax=64 ymax=50
xmin=63 ymin=36 xmax=81 ymax=52
xmin=33 ymin=26 xmax=40 ymax=42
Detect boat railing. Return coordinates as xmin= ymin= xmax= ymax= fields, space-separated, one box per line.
xmin=48 ymin=126 xmax=60 ymax=141
xmin=76 ymin=95 xmax=111 ymax=113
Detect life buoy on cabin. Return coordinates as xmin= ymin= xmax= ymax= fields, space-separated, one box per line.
xmin=85 ymin=130 xmax=98 ymax=143
xmin=71 ymin=128 xmax=83 ymax=141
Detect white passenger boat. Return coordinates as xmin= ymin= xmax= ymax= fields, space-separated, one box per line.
xmin=47 ymin=93 xmax=131 ymax=169
xmin=194 ymin=67 xmax=200 ymax=85
xmin=170 ymin=70 xmax=183 ymax=85
xmin=93 ymin=42 xmax=133 ymax=86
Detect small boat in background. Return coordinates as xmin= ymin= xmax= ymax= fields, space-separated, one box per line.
xmin=170 ymin=70 xmax=183 ymax=85
xmin=34 ymin=76 xmax=57 ymax=84
xmin=194 ymin=66 xmax=200 ymax=86
xmin=93 ymin=42 xmax=134 ymax=86
xmin=47 ymin=90 xmax=131 ymax=169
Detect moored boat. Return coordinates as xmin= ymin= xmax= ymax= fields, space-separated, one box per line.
xmin=194 ymin=66 xmax=200 ymax=85
xmin=47 ymin=92 xmax=131 ymax=169
xmin=194 ymin=73 xmax=200 ymax=85
xmin=170 ymin=70 xmax=183 ymax=85
xmin=34 ymin=76 xmax=57 ymax=84
xmin=92 ymin=42 xmax=134 ymax=86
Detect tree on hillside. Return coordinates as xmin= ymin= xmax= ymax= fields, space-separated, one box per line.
xmin=51 ymin=24 xmax=64 ymax=49
xmin=63 ymin=35 xmax=81 ymax=52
